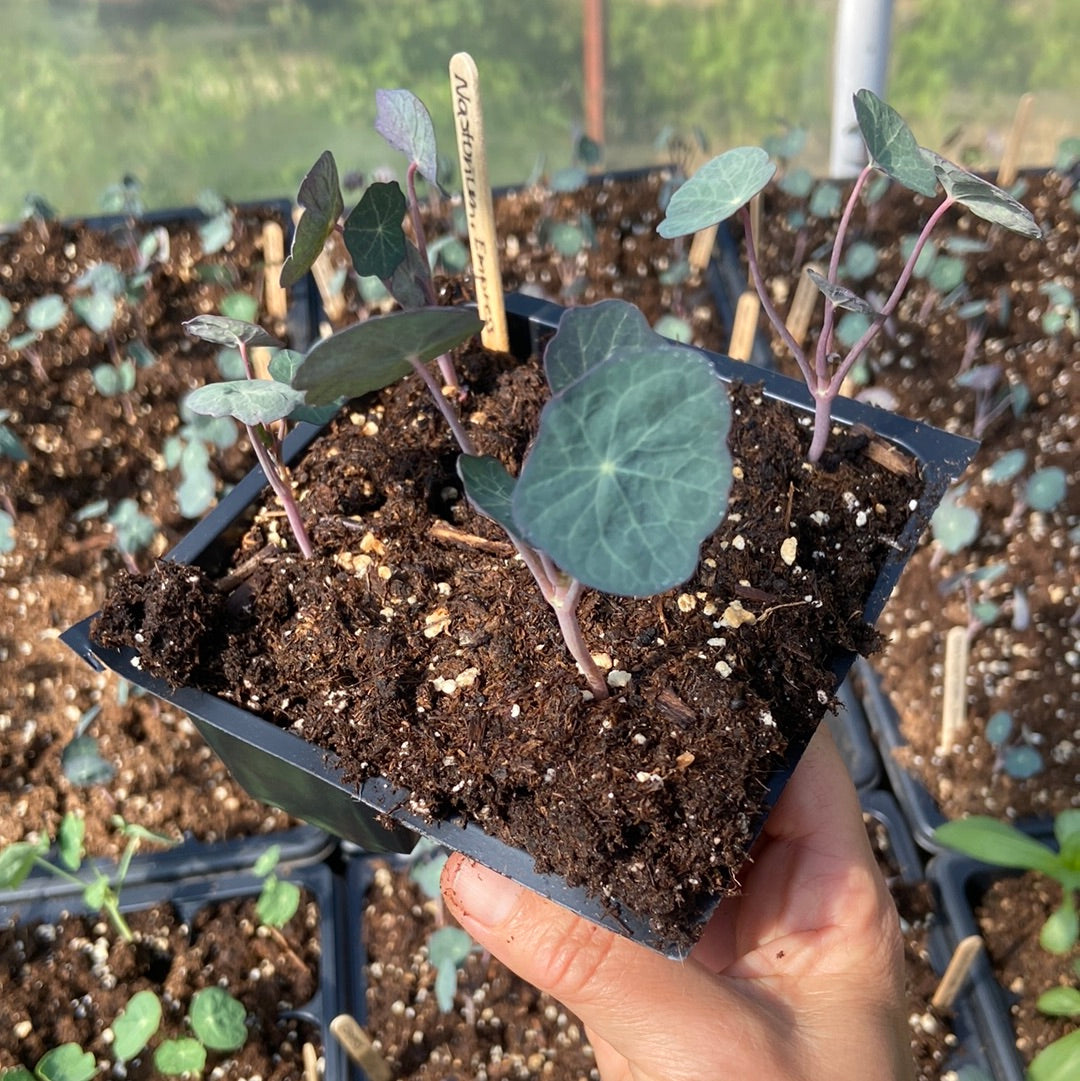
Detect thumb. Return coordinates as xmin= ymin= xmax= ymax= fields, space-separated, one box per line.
xmin=440 ymin=854 xmax=795 ymax=1081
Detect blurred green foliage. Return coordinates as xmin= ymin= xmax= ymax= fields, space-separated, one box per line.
xmin=1 ymin=0 xmax=1076 ymax=221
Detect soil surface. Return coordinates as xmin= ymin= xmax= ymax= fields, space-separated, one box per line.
xmin=362 ymin=860 xmax=596 ymax=1081
xmin=325 ymin=170 xmax=730 ymax=353
xmin=0 ymin=889 xmax=323 ymax=1080
xmin=0 ymin=208 xmax=301 ymax=856
xmin=977 ymin=870 xmax=1080 ymax=1067
xmin=745 ymin=170 xmax=1080 ymax=823
xmin=94 ymin=325 xmax=923 ymax=948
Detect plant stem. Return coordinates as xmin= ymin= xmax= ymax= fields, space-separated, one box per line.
xmin=406 ymin=163 xmax=460 ymax=393
xmin=548 ymin=577 xmax=608 ymax=700
xmin=407 ymin=357 xmax=475 ymax=455
xmin=738 ymin=207 xmax=814 ymax=388
xmin=247 ymin=426 xmax=314 ymax=559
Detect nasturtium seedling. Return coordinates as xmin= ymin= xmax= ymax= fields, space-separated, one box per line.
xmin=982 ymin=449 xmax=1027 ymax=486
xmin=111 ymin=989 xmax=162 ymax=1062
xmin=1024 ymin=466 xmax=1067 ymax=513
xmin=33 ymin=1043 xmax=97 ymax=1081
xmin=427 ymin=926 xmax=474 ymax=1012
xmin=154 ymin=1037 xmax=207 ymax=1077
xmin=374 ymin=88 xmax=440 ymax=187
xmin=931 ymin=488 xmax=980 ymax=555
xmin=281 ymin=150 xmax=344 ymax=289
xmin=188 ymin=986 xmax=248 ymax=1052
xmin=344 ymin=181 xmax=408 ymax=279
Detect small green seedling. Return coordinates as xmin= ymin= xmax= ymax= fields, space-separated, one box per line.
xmin=0 ymin=813 xmax=176 ymax=942
xmin=1031 ymin=973 xmax=1080 ymax=1081
xmin=658 ymin=89 xmax=1040 ymax=462
xmin=935 ymin=810 xmax=1080 ymax=954
xmin=252 ymin=843 xmax=301 ymax=928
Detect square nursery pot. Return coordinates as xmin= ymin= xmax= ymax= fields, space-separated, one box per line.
xmin=861 ymin=791 xmax=993 ymax=1079
xmin=927 ymin=846 xmax=1061 ymax=1081
xmin=63 ymin=292 xmax=976 ymax=956
xmin=856 ymin=658 xmax=1053 ymax=853
xmin=825 ymin=674 xmax=881 ymax=793
xmin=0 ymin=858 xmax=350 ymax=1080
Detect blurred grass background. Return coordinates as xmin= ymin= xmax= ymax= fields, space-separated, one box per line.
xmin=2 ymin=0 xmax=1077 ymax=221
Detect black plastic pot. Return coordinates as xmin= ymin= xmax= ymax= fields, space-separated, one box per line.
xmin=857 ymin=658 xmax=1052 ymax=854
xmin=928 ymin=849 xmax=1039 ymax=1081
xmin=861 ymin=792 xmax=995 ymax=1078
xmin=63 ymin=292 xmax=976 ymax=955
xmin=825 ymin=675 xmax=881 ymax=793
xmin=0 ymin=859 xmax=350 ymax=1080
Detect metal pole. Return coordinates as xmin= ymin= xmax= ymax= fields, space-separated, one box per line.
xmin=829 ymin=0 xmax=893 ymax=176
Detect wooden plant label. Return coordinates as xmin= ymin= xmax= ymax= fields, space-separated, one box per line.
xmin=786 ymin=263 xmax=823 ymax=347
xmin=940 ymin=625 xmax=970 ymax=754
xmin=330 ymin=1014 xmax=393 ymax=1081
xmin=997 ymin=92 xmax=1035 ymax=189
xmin=931 ymin=934 xmax=983 ymax=1011
xmin=449 ymin=52 xmax=509 ymax=352
xmin=728 ymin=290 xmax=761 ymax=361
xmin=260 ymin=221 xmax=288 ymax=322
xmin=688 ymin=223 xmax=719 ymax=273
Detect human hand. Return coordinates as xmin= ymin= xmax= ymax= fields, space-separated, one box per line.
xmin=441 ymin=723 xmax=913 ymax=1081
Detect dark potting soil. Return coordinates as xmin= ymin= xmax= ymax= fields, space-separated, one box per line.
xmin=93 ymin=335 xmax=923 ymax=948
xmin=328 ymin=170 xmax=729 ymax=353
xmin=746 ymin=171 xmax=1079 ymax=824
xmin=0 ymin=892 xmax=322 ymax=1080
xmin=0 ymin=209 xmax=299 ymax=857
xmin=362 ymin=861 xmax=597 ymax=1081
xmin=977 ymin=871 xmax=1080 ymax=1066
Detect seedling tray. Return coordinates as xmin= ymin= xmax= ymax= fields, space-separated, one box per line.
xmin=0 ymin=859 xmax=351 ymax=1081
xmin=857 ymin=658 xmax=1053 ymax=852
xmin=63 ymin=292 xmax=976 ymax=955
xmin=824 ymin=674 xmax=881 ymax=793
xmin=927 ymin=848 xmax=1056 ymax=1081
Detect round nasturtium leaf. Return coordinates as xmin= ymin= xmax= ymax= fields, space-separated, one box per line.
xmin=1002 ymin=745 xmax=1043 ymax=781
xmin=1024 ymin=466 xmax=1067 ymax=513
xmin=112 ymin=989 xmax=162 ymax=1062
xmin=930 ymin=490 xmax=980 ymax=555
xmin=188 ymin=986 xmax=248 ymax=1052
xmin=153 ymin=1037 xmax=207 ymax=1077
xmin=33 ymin=1043 xmax=97 ymax=1081
xmin=26 ymin=293 xmax=67 ymax=333
xmin=343 ymin=181 xmax=408 ymax=280
xmin=657 ymin=146 xmax=775 ymax=238
xmin=543 ymin=299 xmax=654 ymax=394
xmin=512 ymin=342 xmax=733 ymax=597
xmin=853 ymin=89 xmax=939 ymax=198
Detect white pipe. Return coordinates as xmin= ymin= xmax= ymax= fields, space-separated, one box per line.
xmin=829 ymin=0 xmax=894 ymax=177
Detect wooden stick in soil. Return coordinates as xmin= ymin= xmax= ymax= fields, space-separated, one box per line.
xmin=939 ymin=625 xmax=970 ymax=754
xmin=931 ymin=934 xmax=984 ymax=1012
xmin=329 ymin=1014 xmax=393 ymax=1081
xmin=449 ymin=51 xmax=509 ymax=352
xmin=728 ymin=290 xmax=761 ymax=361
xmin=688 ymin=223 xmax=719 ymax=274
xmin=996 ymin=92 xmax=1035 ymax=189
xmin=301 ymin=1042 xmax=319 ymax=1081
xmin=261 ymin=221 xmax=288 ymax=322
xmin=786 ymin=263 xmax=823 ymax=348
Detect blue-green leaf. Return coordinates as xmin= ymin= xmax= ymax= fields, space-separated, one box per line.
xmin=291 ymin=307 xmax=481 ymax=407
xmin=657 ymin=147 xmax=775 ymax=238
xmin=1036 ymin=986 xmax=1080 ymax=1018
xmin=281 ymin=150 xmax=344 ymax=289
xmin=0 ymin=837 xmax=48 ymax=889
xmin=513 ymin=339 xmax=732 ymax=596
xmin=154 ymin=1038 xmax=207 ymax=1077
xmin=374 ymin=89 xmax=439 ymax=186
xmin=427 ymin=926 xmax=473 ymax=1012
xmin=931 ymin=488 xmax=980 ymax=554
xmin=925 ymin=152 xmax=1041 ymax=238
xmin=26 ymin=294 xmax=66 ymax=333
xmin=72 ymin=292 xmax=118 ymax=335
xmin=220 ymin=292 xmax=258 ymax=323
xmin=343 ymin=181 xmax=408 ymax=280
xmin=183 ymin=315 xmax=283 ymax=349
xmin=189 ymin=987 xmax=247 ymax=1052
xmin=112 ymin=990 xmax=162 ymax=1062
xmin=853 ymin=89 xmax=938 ymax=197
xmin=1025 ymin=466 xmax=1067 ymax=512
xmin=543 ymin=300 xmax=655 ymax=394
xmin=33 ymin=1043 xmax=97 ymax=1081
xmin=185 ymin=380 xmax=306 ymax=427
xmin=458 ymin=455 xmax=519 ymax=536
xmin=1040 ymin=903 xmax=1079 ymax=954
xmin=61 ymin=736 xmax=116 ymax=787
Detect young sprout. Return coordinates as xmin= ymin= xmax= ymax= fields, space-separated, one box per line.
xmin=657 ymin=89 xmax=1041 ymax=462
xmin=0 ymin=813 xmax=177 ymax=942
xmin=935 ymin=810 xmax=1080 ymax=954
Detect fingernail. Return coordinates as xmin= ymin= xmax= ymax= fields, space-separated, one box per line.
xmin=444 ymin=856 xmax=523 ymax=929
